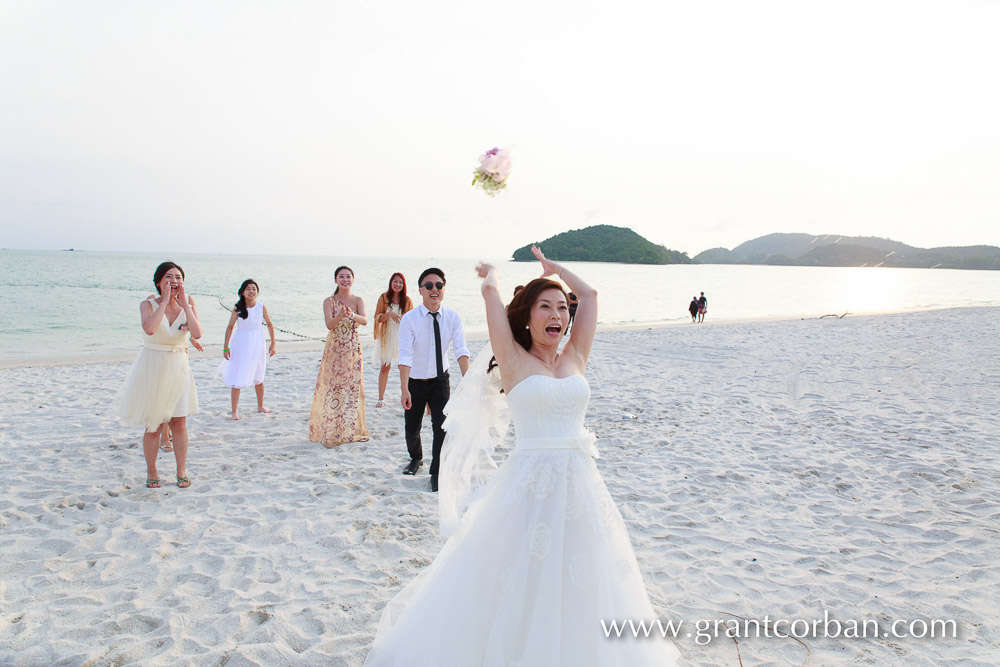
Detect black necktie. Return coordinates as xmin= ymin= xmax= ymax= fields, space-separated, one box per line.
xmin=430 ymin=311 xmax=444 ymax=379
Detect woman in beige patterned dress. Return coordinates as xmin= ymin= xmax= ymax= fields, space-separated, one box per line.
xmin=309 ymin=265 xmax=370 ymax=447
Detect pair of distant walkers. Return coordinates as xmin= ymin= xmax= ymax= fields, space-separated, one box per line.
xmin=688 ymin=292 xmax=707 ymax=323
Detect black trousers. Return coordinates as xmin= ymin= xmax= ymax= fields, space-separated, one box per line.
xmin=405 ymin=373 xmax=450 ymax=475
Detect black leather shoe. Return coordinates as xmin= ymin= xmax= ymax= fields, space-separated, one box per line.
xmin=430 ymin=475 xmax=438 ymax=492
xmin=403 ymin=459 xmax=422 ymax=475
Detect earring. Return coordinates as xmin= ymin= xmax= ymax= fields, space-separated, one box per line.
xmin=525 ymin=325 xmax=529 ymax=329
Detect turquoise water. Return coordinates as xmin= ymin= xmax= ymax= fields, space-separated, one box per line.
xmin=3 ymin=249 xmax=1000 ymax=359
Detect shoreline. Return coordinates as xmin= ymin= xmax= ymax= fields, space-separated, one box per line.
xmin=0 ymin=303 xmax=970 ymax=370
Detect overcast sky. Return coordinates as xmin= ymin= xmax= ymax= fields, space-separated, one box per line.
xmin=2 ymin=0 xmax=998 ymax=259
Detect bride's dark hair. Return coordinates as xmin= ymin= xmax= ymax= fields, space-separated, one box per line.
xmin=234 ymin=278 xmax=259 ymax=320
xmin=489 ymin=278 xmax=568 ymax=379
xmin=506 ymin=278 xmax=568 ymax=351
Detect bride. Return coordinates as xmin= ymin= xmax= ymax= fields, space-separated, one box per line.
xmin=365 ymin=246 xmax=680 ymax=666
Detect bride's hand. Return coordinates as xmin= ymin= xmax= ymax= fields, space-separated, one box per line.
xmin=531 ymin=245 xmax=559 ymax=278
xmin=475 ymin=262 xmax=495 ymax=279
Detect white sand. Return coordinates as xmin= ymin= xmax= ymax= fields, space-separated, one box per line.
xmin=1 ymin=307 xmax=998 ymax=665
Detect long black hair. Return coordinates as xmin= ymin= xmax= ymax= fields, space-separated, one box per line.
xmin=234 ymin=279 xmax=259 ymax=319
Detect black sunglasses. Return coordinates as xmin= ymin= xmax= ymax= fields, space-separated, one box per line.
xmin=422 ymin=281 xmax=445 ymax=290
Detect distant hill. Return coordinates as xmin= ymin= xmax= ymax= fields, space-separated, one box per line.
xmin=512 ymin=225 xmax=691 ymax=265
xmin=693 ymin=233 xmax=1000 ymax=270
xmin=691 ymin=247 xmax=737 ymax=264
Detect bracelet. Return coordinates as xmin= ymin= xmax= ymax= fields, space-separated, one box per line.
xmin=223 ymin=348 xmax=230 ymax=352
xmin=558 ymin=267 xmax=565 ymax=278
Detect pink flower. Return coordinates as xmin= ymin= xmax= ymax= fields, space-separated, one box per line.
xmin=480 ymin=149 xmax=512 ymax=180
xmin=472 ymin=146 xmax=512 ymax=197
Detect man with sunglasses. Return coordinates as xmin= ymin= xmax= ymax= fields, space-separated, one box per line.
xmin=397 ymin=268 xmax=470 ymax=492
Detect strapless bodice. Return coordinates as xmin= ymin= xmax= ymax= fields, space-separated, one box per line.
xmin=505 ymin=374 xmax=590 ymax=440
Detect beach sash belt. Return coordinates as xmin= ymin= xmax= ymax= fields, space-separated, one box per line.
xmin=516 ymin=433 xmax=599 ymax=458
xmin=143 ymin=342 xmax=188 ymax=353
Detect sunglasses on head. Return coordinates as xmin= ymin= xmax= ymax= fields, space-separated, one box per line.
xmin=422 ymin=281 xmax=444 ymax=290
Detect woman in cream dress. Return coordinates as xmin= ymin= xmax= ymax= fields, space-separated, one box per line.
xmin=372 ymin=272 xmax=413 ymax=407
xmin=114 ymin=261 xmax=202 ymax=489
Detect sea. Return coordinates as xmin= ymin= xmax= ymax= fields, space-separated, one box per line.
xmin=3 ymin=249 xmax=1000 ymax=361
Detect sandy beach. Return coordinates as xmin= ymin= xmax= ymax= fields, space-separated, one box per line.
xmin=1 ymin=307 xmax=998 ymax=666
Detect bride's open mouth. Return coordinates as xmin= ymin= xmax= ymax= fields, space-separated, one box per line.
xmin=545 ymin=324 xmax=562 ymax=336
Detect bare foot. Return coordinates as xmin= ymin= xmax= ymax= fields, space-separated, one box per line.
xmin=257 ymin=407 xmax=272 ymax=414
xmin=230 ymin=412 xmax=240 ymax=421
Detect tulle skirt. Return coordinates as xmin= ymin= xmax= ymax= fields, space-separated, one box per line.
xmin=113 ymin=347 xmax=199 ymax=432
xmin=218 ymin=326 xmax=267 ymax=388
xmin=365 ymin=446 xmax=680 ymax=666
xmin=372 ymin=319 xmax=400 ymax=367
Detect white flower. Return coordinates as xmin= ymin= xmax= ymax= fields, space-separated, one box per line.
xmin=533 ymin=462 xmax=555 ymax=499
xmin=514 ymin=454 xmax=537 ymax=487
xmin=529 ymin=523 xmax=551 ymax=559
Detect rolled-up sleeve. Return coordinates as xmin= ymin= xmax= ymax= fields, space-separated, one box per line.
xmin=450 ymin=311 xmax=469 ymax=360
xmin=398 ymin=311 xmax=415 ymax=367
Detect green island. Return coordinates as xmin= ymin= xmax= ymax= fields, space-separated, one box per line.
xmin=693 ymin=233 xmax=1000 ymax=270
xmin=511 ymin=225 xmax=691 ymax=264
xmin=513 ymin=228 xmax=1000 ymax=270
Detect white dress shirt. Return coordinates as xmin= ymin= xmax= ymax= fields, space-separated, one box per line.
xmin=398 ymin=304 xmax=470 ymax=379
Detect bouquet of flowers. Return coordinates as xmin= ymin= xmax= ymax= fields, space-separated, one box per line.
xmin=472 ymin=147 xmax=512 ymax=197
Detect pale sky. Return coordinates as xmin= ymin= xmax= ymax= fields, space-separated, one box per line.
xmin=1 ymin=0 xmax=998 ymax=259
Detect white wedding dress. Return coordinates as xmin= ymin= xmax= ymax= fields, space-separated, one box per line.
xmin=365 ymin=374 xmax=680 ymax=666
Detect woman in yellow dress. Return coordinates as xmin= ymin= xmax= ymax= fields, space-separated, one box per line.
xmin=309 ymin=265 xmax=370 ymax=446
xmin=113 ymin=261 xmax=202 ymax=488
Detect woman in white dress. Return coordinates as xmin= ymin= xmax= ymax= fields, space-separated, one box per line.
xmin=219 ymin=279 xmax=277 ymax=420
xmin=365 ymin=247 xmax=680 ymax=666
xmin=113 ymin=261 xmax=202 ymax=489
xmin=371 ymin=272 xmax=413 ymax=408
